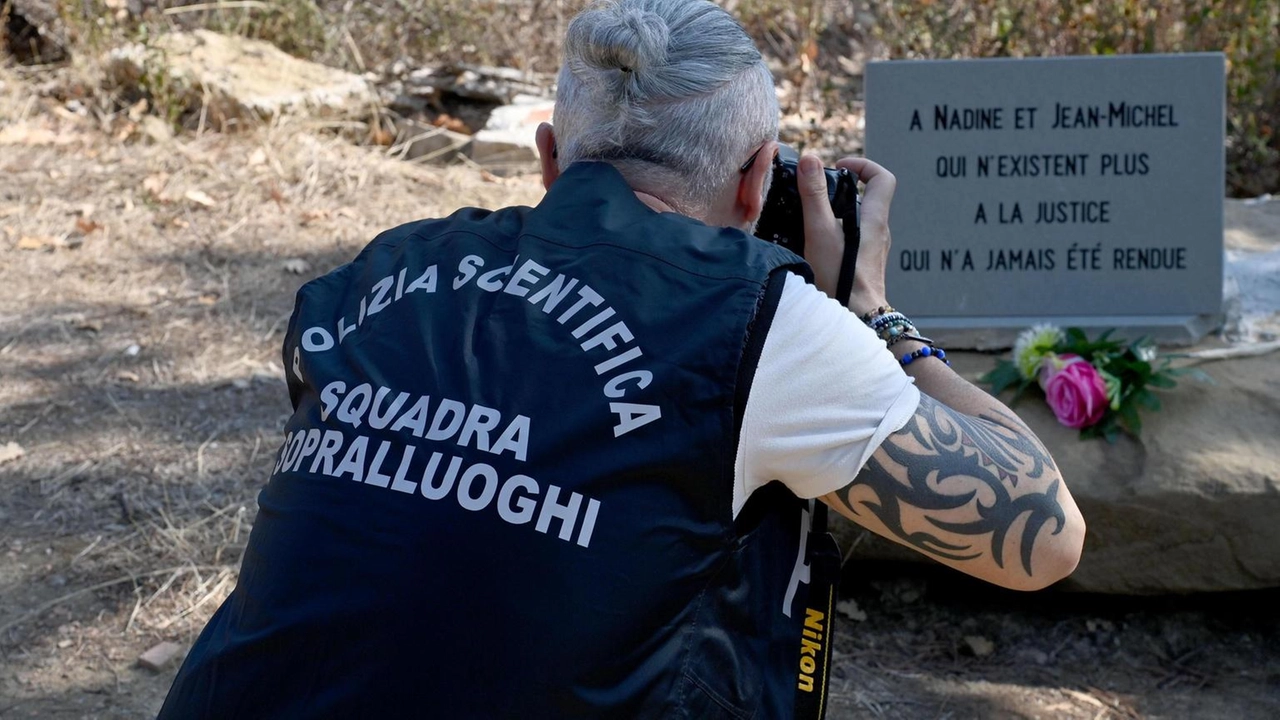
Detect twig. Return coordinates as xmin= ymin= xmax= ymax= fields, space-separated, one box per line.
xmin=1177 ymin=340 xmax=1280 ymax=366
xmin=0 ymin=565 xmax=224 ymax=637
xmin=162 ymin=1 xmax=272 ymax=14
xmin=156 ymin=570 xmax=234 ymax=629
xmin=70 ymin=535 xmax=104 ymax=565
xmin=196 ymin=428 xmax=221 ymax=476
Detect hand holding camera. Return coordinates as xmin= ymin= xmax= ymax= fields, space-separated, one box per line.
xmin=754 ymin=146 xmax=896 ymax=317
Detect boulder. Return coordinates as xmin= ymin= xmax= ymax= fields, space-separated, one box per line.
xmin=470 ymin=95 xmax=554 ymax=166
xmin=104 ymin=30 xmax=375 ymax=127
xmin=835 ymin=348 xmax=1280 ymax=595
xmin=390 ymin=117 xmax=470 ymax=163
xmin=837 ymin=196 xmax=1280 ymax=594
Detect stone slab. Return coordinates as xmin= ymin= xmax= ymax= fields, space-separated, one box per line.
xmin=835 ymin=195 xmax=1280 ymax=594
xmin=469 ymin=96 xmax=554 ymax=167
xmin=865 ymin=54 xmax=1226 ymax=347
xmin=105 ymin=30 xmax=375 ymax=123
xmin=834 ymin=344 xmax=1280 ymax=595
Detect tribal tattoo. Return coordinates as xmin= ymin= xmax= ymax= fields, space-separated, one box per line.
xmin=828 ymin=395 xmax=1065 ymax=577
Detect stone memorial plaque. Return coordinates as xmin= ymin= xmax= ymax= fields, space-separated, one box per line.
xmin=864 ymin=54 xmax=1225 ymax=346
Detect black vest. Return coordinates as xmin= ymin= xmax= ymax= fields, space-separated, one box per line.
xmin=159 ymin=163 xmax=836 ymax=719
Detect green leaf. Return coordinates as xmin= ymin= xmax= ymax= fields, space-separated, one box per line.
xmin=1103 ymin=425 xmax=1121 ymax=444
xmin=1135 ymin=389 xmax=1162 ymax=411
xmin=980 ymin=361 xmax=1025 ymax=396
xmin=1118 ymin=403 xmax=1143 ymax=436
xmin=1008 ymin=380 xmax=1035 ymax=406
xmin=1147 ymin=373 xmax=1178 ymax=389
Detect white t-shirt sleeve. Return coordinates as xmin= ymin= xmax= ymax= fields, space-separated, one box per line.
xmin=732 ymin=272 xmax=921 ymax=517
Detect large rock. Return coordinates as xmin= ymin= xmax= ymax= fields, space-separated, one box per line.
xmin=836 ymin=349 xmax=1280 ymax=595
xmin=390 ymin=118 xmax=470 ymax=163
xmin=470 ymin=95 xmax=554 ymax=166
xmin=838 ymin=196 xmax=1280 ymax=594
xmin=105 ymin=30 xmax=374 ymax=126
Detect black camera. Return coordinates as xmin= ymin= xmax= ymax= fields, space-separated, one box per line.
xmin=754 ymin=145 xmax=862 ymax=302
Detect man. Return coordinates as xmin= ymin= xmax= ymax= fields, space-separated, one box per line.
xmin=159 ymin=0 xmax=1084 ymax=717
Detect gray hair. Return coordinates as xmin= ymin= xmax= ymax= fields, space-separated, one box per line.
xmin=553 ymin=0 xmax=779 ymax=215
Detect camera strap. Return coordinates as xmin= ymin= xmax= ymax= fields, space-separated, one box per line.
xmin=834 ymin=205 xmax=860 ymax=307
xmin=793 ymin=500 xmax=840 ymax=720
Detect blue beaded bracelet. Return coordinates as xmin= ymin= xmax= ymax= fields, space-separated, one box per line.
xmin=900 ymin=345 xmax=950 ymax=367
xmin=869 ymin=312 xmax=909 ymax=329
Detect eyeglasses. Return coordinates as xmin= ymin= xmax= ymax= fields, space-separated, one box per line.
xmin=739 ymin=144 xmax=778 ymax=173
xmin=739 ymin=145 xmax=765 ymax=173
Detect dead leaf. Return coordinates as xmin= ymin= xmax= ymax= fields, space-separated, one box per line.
xmin=803 ymin=38 xmax=819 ymax=63
xmin=963 ymin=635 xmax=995 ymax=657
xmin=113 ymin=120 xmax=137 ymax=143
xmin=143 ymin=173 xmax=171 ymax=202
xmin=116 ymin=370 xmax=140 ymax=383
xmin=432 ymin=113 xmax=471 ymax=134
xmin=480 ymin=170 xmax=500 ymax=183
xmin=74 ymin=318 xmax=103 ymax=332
xmin=0 ymin=441 xmax=25 ymax=465
xmin=197 ymin=293 xmax=219 ymax=305
xmin=835 ymin=599 xmax=867 ymax=622
xmin=75 ymin=217 xmax=102 ymax=235
xmin=184 ymin=189 xmax=217 ymax=208
xmin=265 ymin=183 xmax=286 ymax=207
xmin=140 ymin=117 xmax=173 ymax=144
xmin=127 ymin=97 xmax=149 ymax=122
xmin=0 ymin=124 xmax=58 ymax=146
xmin=170 ymin=217 xmax=190 ymax=229
xmin=300 ymin=209 xmax=331 ymax=225
xmin=17 ymin=236 xmax=52 ymax=251
xmin=137 ymin=641 xmax=183 ymax=672
xmin=282 ymin=258 xmax=312 ymax=275
xmin=336 ymin=207 xmax=359 ymax=219
xmin=0 ymin=206 xmax=20 ymax=219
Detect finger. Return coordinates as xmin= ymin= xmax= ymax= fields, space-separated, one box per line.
xmin=797 ymin=154 xmax=842 ymax=296
xmin=835 ymin=157 xmax=896 ymax=229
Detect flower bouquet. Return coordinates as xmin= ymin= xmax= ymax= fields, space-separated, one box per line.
xmin=980 ymin=325 xmax=1203 ymax=441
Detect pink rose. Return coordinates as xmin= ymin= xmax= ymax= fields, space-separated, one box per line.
xmin=1038 ymin=354 xmax=1109 ymax=429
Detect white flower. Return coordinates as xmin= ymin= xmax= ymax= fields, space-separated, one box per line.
xmin=1013 ymin=324 xmax=1065 ymax=381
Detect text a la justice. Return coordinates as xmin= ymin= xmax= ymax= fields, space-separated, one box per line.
xmin=293 ymin=252 xmax=663 ymax=440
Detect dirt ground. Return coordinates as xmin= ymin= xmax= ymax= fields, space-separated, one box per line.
xmin=1 ymin=63 xmax=1278 ymax=719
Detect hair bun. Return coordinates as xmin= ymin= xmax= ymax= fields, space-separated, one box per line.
xmin=576 ymin=7 xmax=670 ymax=75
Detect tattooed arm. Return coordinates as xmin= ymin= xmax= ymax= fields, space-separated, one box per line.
xmin=796 ymin=154 xmax=1086 ymax=591
xmin=820 ymin=386 xmax=1085 ymax=591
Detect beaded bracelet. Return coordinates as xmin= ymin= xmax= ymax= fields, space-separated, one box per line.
xmin=900 ymin=345 xmax=950 ymax=367
xmin=859 ymin=305 xmax=896 ymax=324
xmin=867 ymin=311 xmax=908 ymax=329
xmin=878 ymin=321 xmax=918 ymax=343
xmin=870 ymin=313 xmax=915 ymax=339
xmin=886 ymin=331 xmax=934 ymax=348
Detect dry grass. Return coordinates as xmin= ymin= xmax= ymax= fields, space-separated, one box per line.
xmin=0 ymin=65 xmax=542 ymax=706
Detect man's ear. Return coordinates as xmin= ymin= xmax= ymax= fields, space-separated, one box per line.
xmin=736 ymin=139 xmax=777 ymax=227
xmin=536 ymin=123 xmax=560 ymax=190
